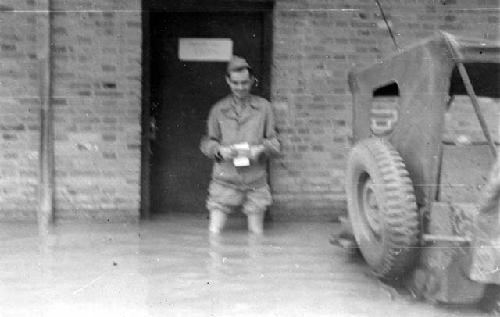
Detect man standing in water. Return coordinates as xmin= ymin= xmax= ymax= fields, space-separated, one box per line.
xmin=200 ymin=56 xmax=280 ymax=234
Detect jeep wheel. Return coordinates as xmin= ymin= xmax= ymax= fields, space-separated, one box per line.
xmin=346 ymin=138 xmax=420 ymax=280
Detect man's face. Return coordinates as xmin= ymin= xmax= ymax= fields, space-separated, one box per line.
xmin=226 ymin=69 xmax=254 ymax=99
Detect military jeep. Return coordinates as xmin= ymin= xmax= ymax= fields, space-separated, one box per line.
xmin=344 ymin=31 xmax=499 ymax=307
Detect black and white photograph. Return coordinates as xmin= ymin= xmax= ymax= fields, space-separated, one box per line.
xmin=0 ymin=0 xmax=499 ymax=316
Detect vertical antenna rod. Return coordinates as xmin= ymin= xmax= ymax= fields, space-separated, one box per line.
xmin=374 ymin=0 xmax=400 ymax=51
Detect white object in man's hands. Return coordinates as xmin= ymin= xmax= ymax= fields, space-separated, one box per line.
xmin=233 ymin=142 xmax=250 ymax=166
xmin=250 ymin=145 xmax=265 ymax=160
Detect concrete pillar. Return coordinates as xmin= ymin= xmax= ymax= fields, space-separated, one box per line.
xmin=36 ymin=0 xmax=54 ymax=230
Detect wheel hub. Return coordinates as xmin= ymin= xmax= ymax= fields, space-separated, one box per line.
xmin=362 ymin=179 xmax=382 ymax=236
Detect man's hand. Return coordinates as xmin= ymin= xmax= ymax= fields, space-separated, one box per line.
xmin=219 ymin=146 xmax=237 ymax=160
xmin=249 ymin=145 xmax=265 ymax=161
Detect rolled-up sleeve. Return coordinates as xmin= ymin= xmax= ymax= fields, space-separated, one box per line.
xmin=200 ymin=108 xmax=222 ymax=160
xmin=262 ymin=103 xmax=280 ymax=157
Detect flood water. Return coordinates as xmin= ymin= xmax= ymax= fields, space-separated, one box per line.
xmin=0 ymin=214 xmax=491 ymax=317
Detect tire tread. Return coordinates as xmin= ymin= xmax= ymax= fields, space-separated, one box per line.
xmin=347 ymin=138 xmax=420 ymax=280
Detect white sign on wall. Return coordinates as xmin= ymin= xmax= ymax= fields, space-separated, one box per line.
xmin=178 ymin=38 xmax=233 ymax=62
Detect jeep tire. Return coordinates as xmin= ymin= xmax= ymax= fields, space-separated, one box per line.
xmin=346 ymin=138 xmax=420 ymax=280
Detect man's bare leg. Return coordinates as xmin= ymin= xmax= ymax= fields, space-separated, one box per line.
xmin=209 ymin=209 xmax=227 ymax=234
xmin=247 ymin=213 xmax=264 ymax=234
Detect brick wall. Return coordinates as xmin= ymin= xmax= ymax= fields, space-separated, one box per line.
xmin=444 ymin=97 xmax=499 ymax=144
xmin=51 ymin=0 xmax=142 ymax=221
xmin=0 ymin=0 xmax=142 ymax=221
xmin=270 ymin=0 xmax=500 ymax=220
xmin=0 ymin=1 xmax=39 ymax=220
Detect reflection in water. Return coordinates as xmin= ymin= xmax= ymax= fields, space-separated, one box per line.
xmin=208 ymin=233 xmax=265 ymax=279
xmin=0 ymin=216 xmax=488 ymax=317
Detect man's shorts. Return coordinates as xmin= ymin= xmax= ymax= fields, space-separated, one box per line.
xmin=206 ymin=181 xmax=272 ymax=215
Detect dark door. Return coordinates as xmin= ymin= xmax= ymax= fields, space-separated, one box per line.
xmin=150 ymin=12 xmax=269 ymax=215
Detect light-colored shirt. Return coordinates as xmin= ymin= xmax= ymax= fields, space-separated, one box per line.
xmin=201 ymin=94 xmax=280 ymax=189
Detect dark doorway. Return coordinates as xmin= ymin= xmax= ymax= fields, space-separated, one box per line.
xmin=144 ymin=8 xmax=272 ymax=216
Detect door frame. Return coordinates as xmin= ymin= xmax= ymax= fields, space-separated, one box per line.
xmin=140 ymin=0 xmax=274 ymax=219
